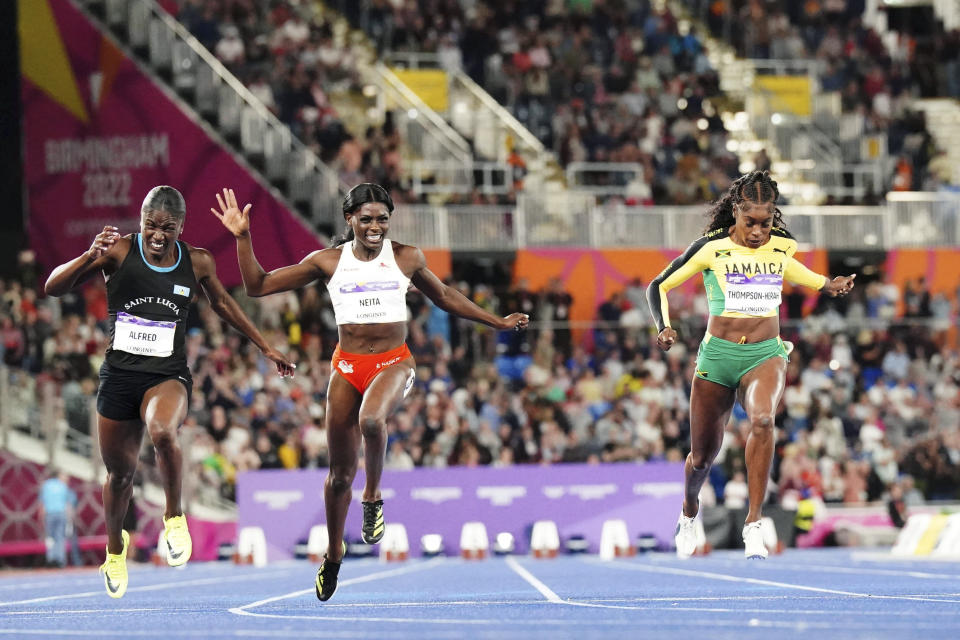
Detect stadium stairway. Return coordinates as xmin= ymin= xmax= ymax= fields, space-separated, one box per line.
xmin=668 ymin=1 xmax=825 ymax=204
xmin=77 ymin=0 xmax=343 ymax=237
xmin=313 ymin=1 xmax=565 ymax=199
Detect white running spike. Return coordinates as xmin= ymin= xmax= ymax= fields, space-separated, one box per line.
xmin=759 ymin=516 xmax=779 ymax=554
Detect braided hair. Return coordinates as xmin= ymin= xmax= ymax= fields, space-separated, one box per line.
xmin=705 ymin=170 xmax=785 ymax=234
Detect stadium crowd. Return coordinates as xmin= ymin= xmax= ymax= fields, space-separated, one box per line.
xmin=167 ymin=0 xmax=753 ymax=206
xmin=170 ymin=0 xmax=426 ymax=203
xmin=679 ymin=0 xmax=949 ymax=193
xmin=2 ymin=246 xmax=959 ymax=512
xmin=165 ymin=0 xmax=960 ymax=204
xmin=347 ymin=0 xmax=739 ymax=205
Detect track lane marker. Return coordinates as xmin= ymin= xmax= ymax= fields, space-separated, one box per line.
xmin=229 ymin=558 xmax=445 ymax=615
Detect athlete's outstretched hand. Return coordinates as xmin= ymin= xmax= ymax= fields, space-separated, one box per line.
xmin=263 ymin=346 xmax=296 ymax=377
xmin=211 ymin=188 xmax=251 ymax=238
xmin=500 ymin=313 xmax=530 ymax=332
xmin=657 ymin=327 xmax=678 ymax=351
xmin=823 ymin=273 xmax=856 ymax=297
xmin=87 ymin=226 xmax=120 ymax=260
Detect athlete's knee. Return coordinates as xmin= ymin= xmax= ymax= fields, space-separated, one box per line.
xmin=146 ymin=421 xmax=179 ymax=451
xmin=749 ymin=414 xmax=775 ymax=436
xmin=359 ymin=415 xmax=385 ymax=440
xmin=688 ymin=450 xmax=714 ymax=471
xmin=327 ymin=467 xmax=356 ymax=496
xmin=106 ymin=466 xmax=137 ymax=491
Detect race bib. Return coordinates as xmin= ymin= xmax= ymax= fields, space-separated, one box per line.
xmin=113 ymin=311 xmax=176 ymax=357
xmin=724 ymin=273 xmax=783 ymax=315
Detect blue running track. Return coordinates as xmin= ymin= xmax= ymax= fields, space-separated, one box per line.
xmin=1 ymin=549 xmax=958 ymax=639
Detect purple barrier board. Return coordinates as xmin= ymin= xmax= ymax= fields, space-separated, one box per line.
xmin=237 ymin=463 xmax=684 ymax=561
xmin=21 ymin=0 xmax=322 ymax=288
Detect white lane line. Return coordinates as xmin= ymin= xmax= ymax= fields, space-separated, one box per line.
xmin=689 ymin=560 xmax=960 ymax=580
xmin=0 ymin=569 xmax=297 ymax=608
xmin=592 ymin=560 xmax=960 ymax=604
xmin=502 ymin=556 xmax=564 ymax=603
xmin=2 ymin=608 xmax=162 ymax=615
xmin=229 ymin=558 xmax=445 ymax=615
xmin=0 ymin=631 xmax=437 ymax=638
xmin=2 ymin=615 xmax=960 ymax=636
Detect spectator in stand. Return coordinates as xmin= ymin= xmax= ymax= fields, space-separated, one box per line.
xmin=38 ymin=470 xmax=72 ymax=568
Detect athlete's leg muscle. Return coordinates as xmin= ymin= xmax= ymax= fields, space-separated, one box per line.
xmin=324 ymin=373 xmax=363 ymax=561
xmin=738 ymin=356 xmax=787 ymax=523
xmin=685 ymin=376 xmax=737 ymax=517
xmin=141 ymin=380 xmax=188 ymax=520
xmin=357 ymin=362 xmax=413 ymax=503
xmin=99 ymin=415 xmax=145 ymax=555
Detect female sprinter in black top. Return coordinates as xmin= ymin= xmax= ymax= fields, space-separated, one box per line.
xmin=46 ymin=186 xmax=294 ymax=598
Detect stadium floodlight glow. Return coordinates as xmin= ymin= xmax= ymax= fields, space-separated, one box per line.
xmin=407 ymin=108 xmax=419 ymax=120
xmin=697 ymin=118 xmax=708 ymax=131
xmin=726 ymin=140 xmax=739 ymax=152
xmin=677 ymin=97 xmax=688 ymax=110
xmin=420 ymin=534 xmax=444 ymax=557
xmin=362 ymin=84 xmax=378 ymax=97
xmin=493 ymin=532 xmax=515 ymax=555
xmin=771 ymin=113 xmax=783 ymax=125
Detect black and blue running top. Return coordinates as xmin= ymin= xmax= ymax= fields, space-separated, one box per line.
xmin=104 ymin=234 xmax=197 ymax=375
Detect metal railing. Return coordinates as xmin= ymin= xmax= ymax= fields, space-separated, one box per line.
xmin=384 ymin=51 xmax=443 ymax=70
xmin=92 ymin=0 xmax=342 ymax=227
xmin=381 ymin=52 xmax=550 ymax=167
xmin=0 ymin=364 xmax=96 ymax=468
xmin=0 ymin=364 xmax=228 ymax=512
xmin=447 ymin=70 xmax=548 ymax=164
xmin=410 ymin=161 xmax=512 ymax=195
xmin=382 ymin=195 xmax=960 ymax=250
xmin=886 ymin=192 xmax=960 ymax=247
xmin=566 ymin=162 xmax=646 ymax=195
xmin=794 ymin=164 xmax=888 ymax=201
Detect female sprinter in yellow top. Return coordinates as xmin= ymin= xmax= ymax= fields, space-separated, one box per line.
xmin=646 ymin=171 xmax=855 ymax=559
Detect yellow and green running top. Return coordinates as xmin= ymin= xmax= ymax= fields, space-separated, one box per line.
xmin=646 ymin=227 xmax=827 ymax=332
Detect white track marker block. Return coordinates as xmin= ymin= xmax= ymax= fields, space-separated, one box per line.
xmin=235 ymin=526 xmax=268 ymax=567
xmin=892 ymin=514 xmax=932 ymax=556
xmin=307 ymin=525 xmax=329 ymax=563
xmin=531 ymin=520 xmax=560 ymax=559
xmin=760 ymin=516 xmax=781 ymax=554
xmin=380 ymin=523 xmax=410 ymax=562
xmin=599 ymin=519 xmax=633 ymax=560
xmin=460 ymin=521 xmax=489 ymax=559
xmin=932 ymin=513 xmax=960 ymax=557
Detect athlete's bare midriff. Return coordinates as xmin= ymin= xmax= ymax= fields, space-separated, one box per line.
xmin=337 ymin=321 xmax=408 ymax=354
xmin=706 ymin=315 xmax=780 ymax=344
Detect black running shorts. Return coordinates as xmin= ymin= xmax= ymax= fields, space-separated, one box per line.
xmin=97 ymin=362 xmax=193 ymax=421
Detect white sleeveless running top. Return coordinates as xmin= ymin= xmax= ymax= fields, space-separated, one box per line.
xmin=327 ymin=239 xmax=410 ymax=325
